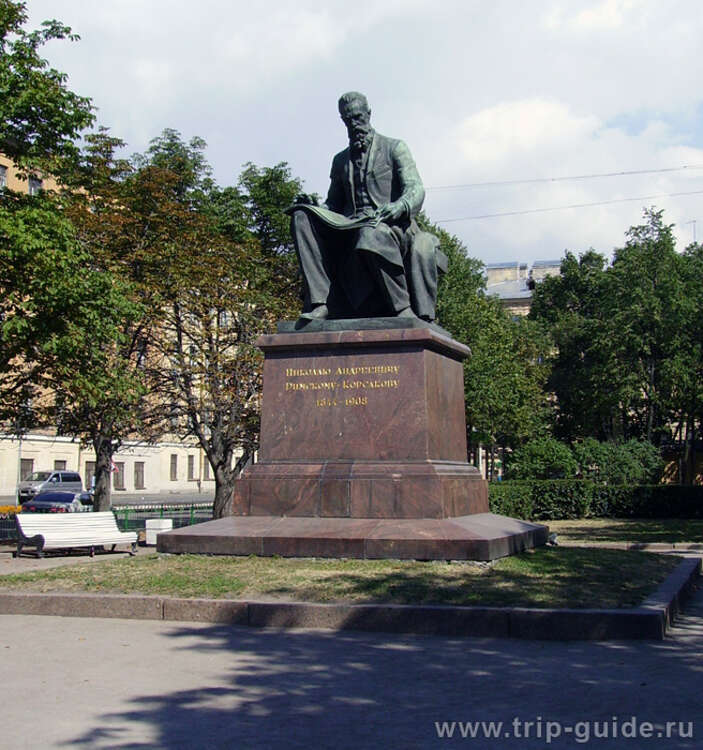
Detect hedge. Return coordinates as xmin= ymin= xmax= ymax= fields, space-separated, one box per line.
xmin=488 ymin=481 xmax=703 ymax=520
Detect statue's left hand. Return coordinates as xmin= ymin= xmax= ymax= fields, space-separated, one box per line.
xmin=295 ymin=193 xmax=319 ymax=206
xmin=376 ymin=202 xmax=405 ymax=223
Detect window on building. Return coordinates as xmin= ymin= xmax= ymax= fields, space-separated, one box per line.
xmin=170 ymin=454 xmax=178 ymax=481
xmin=0 ymin=165 xmax=7 ymax=188
xmin=20 ymin=458 xmax=34 ymax=481
xmin=28 ymin=176 xmax=42 ymax=195
xmin=54 ymin=460 xmax=67 ymax=471
xmin=135 ymin=337 xmax=148 ymax=369
xmin=134 ymin=462 xmax=145 ymax=490
xmin=204 ymin=460 xmax=212 ymax=481
xmin=85 ymin=461 xmax=96 ymax=489
xmin=113 ymin=462 xmax=125 ymax=490
xmin=217 ymin=309 xmax=231 ymax=328
xmin=187 ymin=455 xmax=195 ymax=481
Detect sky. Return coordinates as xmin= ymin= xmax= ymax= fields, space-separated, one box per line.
xmin=27 ymin=0 xmax=703 ymax=265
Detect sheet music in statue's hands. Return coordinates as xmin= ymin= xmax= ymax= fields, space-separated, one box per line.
xmin=285 ymin=204 xmax=381 ymax=229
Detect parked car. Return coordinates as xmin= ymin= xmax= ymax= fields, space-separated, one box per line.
xmin=21 ymin=490 xmax=92 ymax=513
xmin=17 ymin=470 xmax=83 ymax=504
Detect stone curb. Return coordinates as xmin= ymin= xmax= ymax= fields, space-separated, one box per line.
xmin=559 ymin=541 xmax=703 ymax=551
xmin=0 ymin=558 xmax=699 ymax=641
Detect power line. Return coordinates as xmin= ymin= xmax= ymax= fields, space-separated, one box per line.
xmin=426 ymin=165 xmax=703 ymax=192
xmin=436 ymin=189 xmax=703 ymax=223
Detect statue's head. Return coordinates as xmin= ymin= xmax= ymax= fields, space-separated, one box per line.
xmin=338 ymin=92 xmax=372 ymax=148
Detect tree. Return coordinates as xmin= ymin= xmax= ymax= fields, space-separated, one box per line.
xmin=237 ymin=161 xmax=305 ymax=307
xmin=133 ymin=133 xmax=300 ymax=517
xmin=0 ymin=1 xmax=141 ymax=509
xmin=1 ymin=0 xmax=96 ymax=407
xmin=0 ymin=189 xmax=137 ymax=441
xmin=0 ymin=0 xmax=93 ymax=174
xmin=530 ymin=208 xmax=702 ymax=482
xmin=428 ymin=216 xmax=550 ymax=477
xmin=671 ymin=241 xmax=703 ymax=482
xmin=605 ymin=209 xmax=689 ymax=444
xmin=57 ymin=131 xmax=180 ymax=510
xmin=530 ymin=250 xmax=618 ymax=441
xmin=155 ymin=234 xmax=296 ymax=517
xmin=237 ymin=162 xmax=303 ymax=257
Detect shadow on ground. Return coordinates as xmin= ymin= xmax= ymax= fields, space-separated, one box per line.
xmin=552 ymin=519 xmax=703 ymax=544
xmin=63 ymin=586 xmax=703 ymax=750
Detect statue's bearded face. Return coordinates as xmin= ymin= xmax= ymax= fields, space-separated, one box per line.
xmin=341 ymin=101 xmax=372 ymax=149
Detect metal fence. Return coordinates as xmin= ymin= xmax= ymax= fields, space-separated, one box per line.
xmin=0 ymin=502 xmax=214 ymax=542
xmin=0 ymin=516 xmax=17 ymax=542
xmin=112 ymin=503 xmax=214 ymax=532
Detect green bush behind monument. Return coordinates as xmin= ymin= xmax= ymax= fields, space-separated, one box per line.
xmin=489 ymin=480 xmax=703 ymax=520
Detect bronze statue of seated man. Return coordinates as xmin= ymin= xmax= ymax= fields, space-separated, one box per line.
xmin=288 ymin=91 xmax=443 ymax=323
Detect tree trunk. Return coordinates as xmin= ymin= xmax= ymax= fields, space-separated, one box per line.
xmin=213 ymin=464 xmax=235 ymax=519
xmin=92 ymin=435 xmax=113 ymax=512
xmin=646 ymin=360 xmax=655 ymax=444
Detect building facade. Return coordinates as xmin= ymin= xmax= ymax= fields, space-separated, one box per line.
xmin=0 ymin=431 xmax=215 ymax=499
xmin=485 ymin=260 xmax=561 ymax=315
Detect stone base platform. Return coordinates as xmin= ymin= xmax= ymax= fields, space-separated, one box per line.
xmin=232 ymin=460 xmax=488 ymax=519
xmin=157 ymin=513 xmax=549 ymax=561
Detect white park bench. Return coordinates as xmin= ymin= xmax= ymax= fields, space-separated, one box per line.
xmin=14 ymin=512 xmax=138 ymax=558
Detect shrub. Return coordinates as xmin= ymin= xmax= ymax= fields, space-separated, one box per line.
xmin=505 ymin=437 xmax=578 ymax=480
xmin=489 ymin=481 xmax=703 ymax=520
xmin=574 ymin=439 xmax=663 ymax=485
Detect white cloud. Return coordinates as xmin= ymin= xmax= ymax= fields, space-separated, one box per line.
xmin=454 ymin=99 xmax=600 ymax=169
xmin=24 ymin=0 xmax=703 ymax=263
xmin=424 ymin=96 xmax=703 ymax=262
xmin=545 ymin=0 xmax=644 ymax=32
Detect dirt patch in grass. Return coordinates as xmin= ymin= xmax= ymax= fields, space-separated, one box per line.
xmin=0 ymin=547 xmax=681 ymax=609
xmin=548 ymin=518 xmax=703 ymax=544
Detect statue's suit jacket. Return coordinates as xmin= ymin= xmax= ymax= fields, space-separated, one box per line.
xmin=317 ymin=131 xmax=440 ymax=317
xmin=324 ymin=132 xmax=426 ymax=231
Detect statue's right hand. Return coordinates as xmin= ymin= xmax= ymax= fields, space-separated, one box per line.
xmin=295 ymin=193 xmax=319 ymax=206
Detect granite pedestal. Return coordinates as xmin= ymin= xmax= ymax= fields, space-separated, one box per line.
xmin=159 ymin=321 xmax=548 ymax=560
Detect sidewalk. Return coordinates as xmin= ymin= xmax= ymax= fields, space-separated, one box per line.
xmin=0 ymin=542 xmax=151 ymax=573
xmin=3 ymin=583 xmax=703 ymax=749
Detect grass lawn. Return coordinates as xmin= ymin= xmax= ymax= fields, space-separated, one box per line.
xmin=548 ymin=518 xmax=703 ymax=544
xmin=0 ymin=547 xmax=682 ymax=609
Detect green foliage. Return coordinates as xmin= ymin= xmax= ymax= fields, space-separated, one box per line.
xmin=506 ymin=437 xmax=578 ymax=480
xmin=134 ymin=128 xmax=213 ymax=202
xmin=530 ymin=249 xmax=617 ymax=440
xmin=0 ymin=0 xmax=93 ymax=174
xmin=489 ymin=480 xmax=703 ymax=520
xmin=128 ymin=133 xmax=301 ymax=517
xmin=531 ymin=209 xmax=702 ymax=466
xmin=423 ymin=214 xmax=550 ymax=463
xmin=238 ymin=162 xmax=303 ymax=256
xmin=507 ymin=436 xmax=663 ymax=485
xmin=490 ymin=480 xmax=594 ymax=519
xmin=0 ymin=190 xmax=138 ymax=432
xmin=606 ymin=210 xmax=689 ymax=444
xmin=573 ymin=438 xmax=663 ymax=485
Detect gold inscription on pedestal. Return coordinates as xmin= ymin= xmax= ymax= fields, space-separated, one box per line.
xmin=284 ymin=362 xmax=400 ymax=407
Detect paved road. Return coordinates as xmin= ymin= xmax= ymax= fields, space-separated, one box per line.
xmin=3 ymin=584 xmax=703 ymax=749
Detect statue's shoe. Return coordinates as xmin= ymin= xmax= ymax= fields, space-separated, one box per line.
xmin=298 ymin=304 xmax=329 ymax=321
xmin=396 ymin=306 xmax=419 ymax=319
